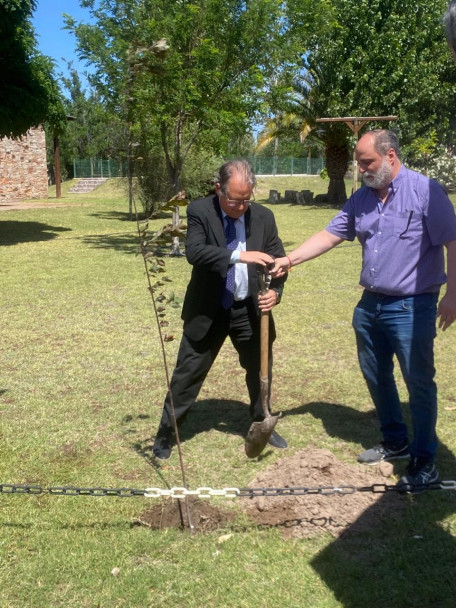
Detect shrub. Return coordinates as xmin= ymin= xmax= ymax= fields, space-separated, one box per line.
xmin=135 ymin=152 xmax=174 ymax=217
xmin=180 ymin=149 xmax=224 ymax=201
xmin=426 ymin=146 xmax=456 ymax=192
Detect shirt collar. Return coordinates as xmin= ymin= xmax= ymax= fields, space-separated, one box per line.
xmin=388 ymin=163 xmax=406 ymax=195
xmin=221 ymin=211 xmax=246 ymax=226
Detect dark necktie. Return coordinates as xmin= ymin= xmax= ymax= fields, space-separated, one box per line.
xmin=221 ymin=216 xmax=238 ymax=309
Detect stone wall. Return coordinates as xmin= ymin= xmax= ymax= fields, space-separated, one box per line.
xmin=0 ymin=127 xmax=48 ymax=201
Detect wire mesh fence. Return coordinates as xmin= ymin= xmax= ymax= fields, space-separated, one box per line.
xmin=73 ymin=157 xmax=325 ymax=179
xmin=73 ymin=159 xmax=127 ymax=179
xmin=250 ymin=156 xmax=325 ymax=175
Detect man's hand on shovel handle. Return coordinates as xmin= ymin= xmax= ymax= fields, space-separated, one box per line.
xmin=258 ymin=289 xmax=279 ymax=312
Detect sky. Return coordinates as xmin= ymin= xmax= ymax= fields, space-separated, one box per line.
xmin=32 ymin=0 xmax=94 ymax=86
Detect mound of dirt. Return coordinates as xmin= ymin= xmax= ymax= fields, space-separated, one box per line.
xmin=241 ymin=448 xmax=405 ymax=539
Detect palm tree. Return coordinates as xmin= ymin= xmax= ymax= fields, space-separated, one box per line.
xmin=257 ymin=75 xmax=349 ymax=206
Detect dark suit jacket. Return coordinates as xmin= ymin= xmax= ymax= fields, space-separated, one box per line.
xmin=181 ymin=194 xmax=287 ymax=341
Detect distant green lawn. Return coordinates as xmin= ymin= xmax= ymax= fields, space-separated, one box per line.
xmin=0 ymin=176 xmax=455 ymax=607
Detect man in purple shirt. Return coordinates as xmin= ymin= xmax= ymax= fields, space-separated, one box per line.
xmin=272 ymin=129 xmax=456 ymax=492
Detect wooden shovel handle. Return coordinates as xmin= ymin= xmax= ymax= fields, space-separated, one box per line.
xmin=260 ymin=310 xmax=269 ymax=378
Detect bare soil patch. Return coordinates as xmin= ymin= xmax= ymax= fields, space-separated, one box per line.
xmin=133 ymin=448 xmax=405 ymax=537
xmin=133 ymin=497 xmax=236 ymax=532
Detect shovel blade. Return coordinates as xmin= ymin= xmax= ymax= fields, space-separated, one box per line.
xmin=244 ymin=414 xmax=280 ymax=458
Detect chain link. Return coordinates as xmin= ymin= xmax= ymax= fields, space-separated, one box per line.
xmin=0 ymin=481 xmax=453 ymax=498
xmin=0 ymin=484 xmax=146 ymax=497
xmin=144 ymin=486 xmax=241 ymax=499
xmin=439 ymin=480 xmax=456 ymax=491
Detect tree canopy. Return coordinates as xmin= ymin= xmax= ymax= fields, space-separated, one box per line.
xmin=267 ymin=0 xmax=456 ymax=203
xmin=0 ymin=0 xmax=66 ymax=137
xmin=295 ymin=0 xmax=456 ymax=143
xmin=65 ymin=0 xmax=289 ymax=193
xmin=55 ymin=0 xmax=456 ymax=206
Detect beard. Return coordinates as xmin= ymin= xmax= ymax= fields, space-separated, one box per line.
xmin=362 ymin=158 xmax=394 ymax=190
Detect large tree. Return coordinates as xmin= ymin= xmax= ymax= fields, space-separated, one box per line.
xmin=279 ymin=0 xmax=456 ymax=205
xmin=0 ymin=0 xmax=65 ymax=137
xmin=55 ymin=66 xmax=124 ymax=177
xmin=65 ymin=0 xmax=288 ymax=194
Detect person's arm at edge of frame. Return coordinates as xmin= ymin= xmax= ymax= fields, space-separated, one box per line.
xmin=271 ymin=229 xmax=345 ymax=277
xmin=437 ymin=239 xmax=456 ymax=331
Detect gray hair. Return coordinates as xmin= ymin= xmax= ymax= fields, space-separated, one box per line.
xmin=369 ymin=129 xmax=401 ymax=159
xmin=445 ymin=1 xmax=456 ymax=52
xmin=216 ymin=159 xmax=257 ymax=195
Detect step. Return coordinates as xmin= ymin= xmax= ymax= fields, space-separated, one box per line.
xmin=69 ymin=178 xmax=108 ymax=193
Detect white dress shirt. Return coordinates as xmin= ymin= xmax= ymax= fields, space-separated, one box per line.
xmin=222 ymin=213 xmax=249 ymax=301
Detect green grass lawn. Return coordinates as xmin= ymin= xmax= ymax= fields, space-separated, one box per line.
xmin=1 ymin=176 xmax=456 ymax=607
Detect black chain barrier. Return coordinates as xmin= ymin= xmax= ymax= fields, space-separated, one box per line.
xmin=1 ymin=480 xmax=455 ymax=498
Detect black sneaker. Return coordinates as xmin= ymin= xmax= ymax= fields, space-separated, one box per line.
xmin=396 ymin=459 xmax=439 ymax=494
xmin=358 ymin=441 xmax=410 ymax=465
xmin=153 ymin=431 xmax=172 ymax=460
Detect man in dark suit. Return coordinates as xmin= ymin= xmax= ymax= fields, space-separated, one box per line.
xmin=153 ymin=159 xmax=287 ymax=459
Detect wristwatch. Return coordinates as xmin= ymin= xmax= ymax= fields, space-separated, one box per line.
xmin=272 ymin=289 xmax=281 ymax=304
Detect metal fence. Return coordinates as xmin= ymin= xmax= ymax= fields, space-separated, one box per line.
xmin=248 ymin=156 xmax=325 ymax=176
xmin=73 ymin=156 xmax=325 ymax=178
xmin=73 ymin=159 xmax=127 ymax=179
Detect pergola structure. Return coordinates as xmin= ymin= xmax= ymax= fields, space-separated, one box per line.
xmin=316 ymin=115 xmax=398 ymax=193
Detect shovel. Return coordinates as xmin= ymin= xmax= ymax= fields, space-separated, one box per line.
xmin=244 ymin=266 xmax=281 ymax=458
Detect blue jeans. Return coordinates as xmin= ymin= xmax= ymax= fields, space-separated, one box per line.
xmin=352 ymin=290 xmax=438 ymax=463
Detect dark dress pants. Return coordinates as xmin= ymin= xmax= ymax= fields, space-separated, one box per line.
xmin=157 ymin=298 xmax=274 ymax=434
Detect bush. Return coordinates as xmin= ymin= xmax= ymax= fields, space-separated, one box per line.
xmin=180 ymin=149 xmax=224 ymax=201
xmin=135 ymin=147 xmax=224 ymax=215
xmin=135 ymin=152 xmax=174 ymax=217
xmin=426 ymin=146 xmax=456 ymax=192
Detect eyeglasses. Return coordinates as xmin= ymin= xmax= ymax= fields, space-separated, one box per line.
xmin=221 ymin=192 xmax=255 ymax=206
xmin=225 ymin=198 xmax=253 ymax=206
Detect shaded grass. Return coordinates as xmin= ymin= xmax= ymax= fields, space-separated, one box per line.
xmin=0 ymin=177 xmax=455 ymax=607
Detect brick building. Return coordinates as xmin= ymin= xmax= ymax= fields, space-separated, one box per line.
xmin=0 ymin=127 xmax=48 ymax=202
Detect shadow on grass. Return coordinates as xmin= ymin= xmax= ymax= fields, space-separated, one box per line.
xmin=286 ymin=401 xmax=381 ymax=450
xmin=121 ymin=414 xmax=171 ymax=479
xmin=81 ymin=231 xmax=141 ymax=255
xmin=298 ymin=402 xmax=456 ymax=607
xmin=123 ymin=402 xmax=251 ymax=475
xmin=89 ymin=210 xmax=173 ymax=222
xmin=125 ymin=399 xmax=252 ymax=463
xmin=178 ymin=398 xmax=251 ymax=440
xmin=129 ymin=400 xmax=379 ymax=463
xmin=82 ymin=208 xmax=179 ymax=255
xmin=0 ymin=221 xmax=71 ymax=245
xmin=89 ymin=210 xmax=145 ymax=222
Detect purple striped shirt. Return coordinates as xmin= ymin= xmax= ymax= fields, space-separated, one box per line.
xmin=326 ymin=166 xmax=456 ymax=296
